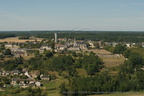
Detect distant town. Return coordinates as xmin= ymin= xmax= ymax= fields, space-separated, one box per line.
xmin=0 ymin=31 xmax=144 ymax=96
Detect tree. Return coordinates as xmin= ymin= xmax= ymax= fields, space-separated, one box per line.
xmin=34 ymin=50 xmax=39 ymax=56
xmin=59 ymin=83 xmax=68 ymax=96
xmin=50 ymin=41 xmax=55 ymax=50
xmin=3 ymin=49 xmax=12 ymax=55
xmin=113 ymin=44 xmax=126 ymax=54
xmin=123 ymin=49 xmax=131 ymax=58
xmin=82 ymin=53 xmax=104 ymax=75
xmin=94 ymin=42 xmax=100 ymax=49
xmin=44 ymin=51 xmax=53 ymax=58
xmin=128 ymin=52 xmax=143 ymax=68
xmin=15 ymin=56 xmax=24 ymax=64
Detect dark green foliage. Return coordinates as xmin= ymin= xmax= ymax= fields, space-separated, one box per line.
xmin=49 ymin=41 xmax=55 ymax=50
xmin=123 ymin=49 xmax=131 ymax=58
xmin=18 ymin=36 xmax=29 ymax=39
xmin=48 ymin=55 xmax=75 ymax=75
xmin=71 ymin=51 xmax=77 ymax=57
xmin=104 ymin=45 xmax=114 ymax=53
xmin=1 ymin=77 xmax=11 ymax=84
xmin=43 ymin=50 xmax=53 ymax=58
xmin=2 ymin=60 xmax=17 ymax=71
xmin=64 ymin=71 xmax=118 ymax=96
xmin=34 ymin=50 xmax=40 ymax=56
xmin=74 ymin=58 xmax=82 ymax=68
xmin=2 ymin=31 xmax=144 ymax=42
xmin=0 ymin=33 xmax=15 ymax=39
xmin=0 ymin=56 xmax=24 ymax=71
xmin=82 ymin=52 xmax=104 ymax=75
xmin=34 ymin=31 xmax=144 ymax=42
xmin=0 ymin=44 xmax=5 ymax=51
xmin=128 ymin=52 xmax=143 ymax=67
xmin=26 ymin=57 xmax=43 ymax=70
xmin=94 ymin=42 xmax=100 ymax=49
xmin=15 ymin=56 xmax=24 ymax=64
xmin=20 ymin=41 xmax=43 ymax=48
xmin=3 ymin=49 xmax=12 ymax=55
xmin=113 ymin=44 xmax=126 ymax=54
xmin=59 ymin=83 xmax=68 ymax=96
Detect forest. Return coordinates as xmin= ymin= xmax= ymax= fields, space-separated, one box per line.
xmin=1 ymin=31 xmax=144 ymax=42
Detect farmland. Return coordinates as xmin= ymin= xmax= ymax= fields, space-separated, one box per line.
xmin=0 ymin=37 xmax=43 ymax=43
xmin=89 ymin=49 xmax=125 ymax=68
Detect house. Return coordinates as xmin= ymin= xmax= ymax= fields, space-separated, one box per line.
xmin=24 ymin=72 xmax=32 ymax=78
xmin=5 ymin=44 xmax=19 ymax=49
xmin=2 ymin=71 xmax=10 ymax=76
xmin=73 ymin=41 xmax=87 ymax=50
xmin=22 ymin=68 xmax=28 ymax=73
xmin=55 ymin=44 xmax=67 ymax=51
xmin=77 ymin=42 xmax=87 ymax=50
xmin=39 ymin=45 xmax=52 ymax=53
xmin=19 ymin=78 xmax=35 ymax=85
xmin=105 ymin=42 xmax=112 ymax=46
xmin=68 ymin=46 xmax=80 ymax=51
xmin=112 ymin=42 xmax=118 ymax=47
xmin=35 ymin=81 xmax=41 ymax=87
xmin=11 ymin=70 xmax=20 ymax=75
xmin=11 ymin=78 xmax=35 ymax=86
xmin=11 ymin=78 xmax=19 ymax=84
xmin=40 ymin=75 xmax=50 ymax=80
xmin=29 ymin=70 xmax=40 ymax=78
xmin=13 ymin=51 xmax=28 ymax=57
xmin=88 ymin=40 xmax=95 ymax=48
xmin=10 ymin=48 xmax=19 ymax=52
xmin=40 ymin=45 xmax=52 ymax=50
xmin=125 ymin=43 xmax=131 ymax=47
xmin=58 ymin=38 xmax=67 ymax=42
xmin=5 ymin=44 xmax=13 ymax=48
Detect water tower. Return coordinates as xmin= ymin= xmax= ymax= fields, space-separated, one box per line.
xmin=54 ymin=33 xmax=57 ymax=43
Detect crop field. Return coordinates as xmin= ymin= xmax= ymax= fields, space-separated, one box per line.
xmin=101 ymin=56 xmax=125 ymax=67
xmin=0 ymin=37 xmax=43 ymax=43
xmin=89 ymin=49 xmax=112 ymax=54
xmin=90 ymin=49 xmax=125 ymax=68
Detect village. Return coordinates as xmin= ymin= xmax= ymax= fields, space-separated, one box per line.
xmin=0 ymin=33 xmax=144 ymax=92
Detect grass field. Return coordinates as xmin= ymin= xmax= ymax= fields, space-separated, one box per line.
xmin=90 ymin=49 xmax=125 ymax=68
xmin=88 ymin=92 xmax=144 ymax=96
xmin=89 ymin=49 xmax=112 ymax=54
xmin=45 ymin=71 xmax=69 ymax=96
xmin=0 ymin=37 xmax=43 ymax=43
xmin=101 ymin=57 xmax=125 ymax=68
xmin=76 ymin=68 xmax=87 ymax=77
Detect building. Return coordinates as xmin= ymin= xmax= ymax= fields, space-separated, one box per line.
xmin=74 ymin=41 xmax=87 ymax=50
xmin=11 ymin=70 xmax=20 ymax=75
xmin=40 ymin=45 xmax=52 ymax=50
xmin=35 ymin=82 xmax=41 ymax=87
xmin=68 ymin=46 xmax=80 ymax=51
xmin=55 ymin=44 xmax=67 ymax=51
xmin=40 ymin=75 xmax=50 ymax=80
xmin=54 ymin=33 xmax=57 ymax=43
xmin=5 ymin=44 xmax=19 ymax=49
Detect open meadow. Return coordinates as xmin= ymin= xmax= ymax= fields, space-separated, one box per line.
xmin=89 ymin=49 xmax=125 ymax=68
xmin=0 ymin=37 xmax=43 ymax=43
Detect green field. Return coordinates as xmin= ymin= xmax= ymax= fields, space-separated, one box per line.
xmin=89 ymin=92 xmax=144 ymax=96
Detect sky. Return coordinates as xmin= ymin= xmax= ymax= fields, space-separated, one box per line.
xmin=0 ymin=0 xmax=144 ymax=31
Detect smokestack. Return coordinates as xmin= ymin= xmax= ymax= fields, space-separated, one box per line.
xmin=54 ymin=33 xmax=57 ymax=43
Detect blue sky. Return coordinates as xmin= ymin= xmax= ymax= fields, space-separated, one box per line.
xmin=0 ymin=0 xmax=144 ymax=31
